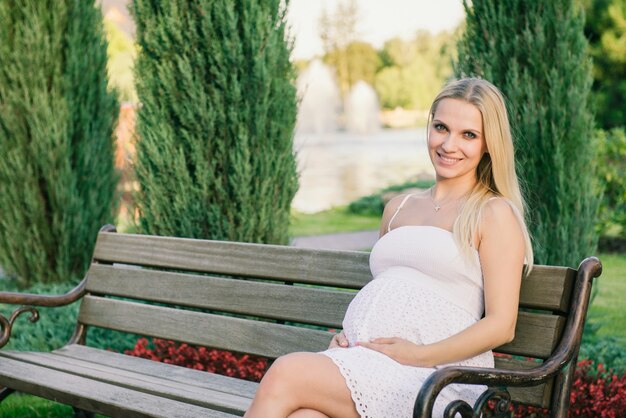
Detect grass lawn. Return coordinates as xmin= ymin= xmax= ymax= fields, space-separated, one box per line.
xmin=587 ymin=252 xmax=626 ymax=339
xmin=290 ymin=206 xmax=380 ymax=237
xmin=0 ymin=393 xmax=106 ymax=418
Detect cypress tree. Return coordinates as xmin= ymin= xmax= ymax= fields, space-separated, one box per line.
xmin=132 ymin=0 xmax=298 ymax=244
xmin=0 ymin=1 xmax=119 ymax=285
xmin=455 ymin=0 xmax=600 ymax=267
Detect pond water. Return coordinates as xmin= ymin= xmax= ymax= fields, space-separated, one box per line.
xmin=292 ymin=128 xmax=434 ymax=213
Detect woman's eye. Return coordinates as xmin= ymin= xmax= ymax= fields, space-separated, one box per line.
xmin=434 ymin=124 xmax=446 ymax=131
xmin=464 ymin=131 xmax=477 ymax=139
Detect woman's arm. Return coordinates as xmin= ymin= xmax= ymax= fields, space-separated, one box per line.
xmin=359 ymin=198 xmax=526 ymax=367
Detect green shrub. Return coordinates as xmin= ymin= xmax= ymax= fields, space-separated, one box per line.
xmin=348 ymin=194 xmax=386 ymax=217
xmin=87 ymin=327 xmax=143 ymax=354
xmin=580 ymin=333 xmax=626 ymax=375
xmin=348 ymin=179 xmax=435 ymax=216
xmin=0 ymin=280 xmax=138 ymax=353
xmin=104 ymin=18 xmax=137 ymax=103
xmin=132 ymin=0 xmax=298 ymax=244
xmin=456 ymin=0 xmax=600 ymax=267
xmin=0 ymin=1 xmax=119 ymax=286
xmin=0 ymin=394 xmax=74 ymax=418
xmin=584 ymin=0 xmax=626 ymax=130
xmin=596 ymin=127 xmax=626 ymax=236
xmin=0 ymin=281 xmax=79 ymax=351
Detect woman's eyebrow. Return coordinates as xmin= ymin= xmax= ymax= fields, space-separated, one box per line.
xmin=433 ymin=119 xmax=482 ymax=134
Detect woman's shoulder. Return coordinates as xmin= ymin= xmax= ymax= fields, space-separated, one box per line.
xmin=484 ymin=195 xmax=521 ymax=217
xmin=383 ymin=189 xmax=429 ymax=213
xmin=379 ymin=190 xmax=430 ymax=235
xmin=480 ymin=195 xmax=524 ymax=237
xmin=382 ymin=194 xmax=410 ymax=220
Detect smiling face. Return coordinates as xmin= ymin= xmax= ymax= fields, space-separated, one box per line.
xmin=428 ymin=98 xmax=488 ymax=184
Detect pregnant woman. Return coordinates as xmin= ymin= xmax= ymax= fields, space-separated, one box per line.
xmin=245 ymin=77 xmax=534 ymax=418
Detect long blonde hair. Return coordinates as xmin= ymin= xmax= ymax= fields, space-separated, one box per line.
xmin=428 ymin=78 xmax=534 ymax=272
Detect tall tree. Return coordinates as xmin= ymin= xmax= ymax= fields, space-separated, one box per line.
xmin=584 ymin=0 xmax=626 ymax=129
xmin=456 ymin=0 xmax=600 ymax=267
xmin=132 ymin=0 xmax=298 ymax=245
xmin=319 ymin=0 xmax=363 ymax=98
xmin=0 ymin=1 xmax=119 ymax=285
xmin=104 ymin=17 xmax=137 ymax=103
xmin=324 ymin=40 xmax=381 ymax=95
xmin=375 ymin=31 xmax=456 ymax=111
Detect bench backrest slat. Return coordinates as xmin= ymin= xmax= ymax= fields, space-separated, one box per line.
xmin=498 ymin=312 xmax=565 ymax=359
xmin=494 ymin=357 xmax=553 ymax=407
xmin=78 ymin=296 xmax=332 ymax=358
xmin=93 ymin=233 xmax=371 ymax=289
xmin=520 ymin=266 xmax=575 ymax=313
xmin=86 ymin=264 xmax=353 ymax=328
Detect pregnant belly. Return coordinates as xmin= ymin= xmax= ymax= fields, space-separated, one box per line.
xmin=342 ymin=271 xmax=479 ymax=347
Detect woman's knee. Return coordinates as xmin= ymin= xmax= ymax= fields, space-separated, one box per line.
xmin=287 ymin=409 xmax=329 ymax=418
xmin=253 ymin=352 xmax=357 ymax=417
xmin=256 ymin=352 xmax=309 ymax=400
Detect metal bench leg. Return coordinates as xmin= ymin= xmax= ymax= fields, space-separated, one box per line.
xmin=0 ymin=387 xmax=15 ymax=403
xmin=73 ymin=407 xmax=95 ymax=418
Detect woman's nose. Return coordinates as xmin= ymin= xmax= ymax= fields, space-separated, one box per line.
xmin=441 ymin=133 xmax=459 ymax=152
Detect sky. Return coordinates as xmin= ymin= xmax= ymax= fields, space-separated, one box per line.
xmin=99 ymin=0 xmax=466 ymax=60
xmin=287 ymin=0 xmax=465 ymax=60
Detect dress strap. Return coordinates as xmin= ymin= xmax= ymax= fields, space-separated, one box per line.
xmin=387 ymin=194 xmax=414 ymax=233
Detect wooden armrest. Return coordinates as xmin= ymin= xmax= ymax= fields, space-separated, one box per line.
xmin=0 ymin=277 xmax=87 ymax=349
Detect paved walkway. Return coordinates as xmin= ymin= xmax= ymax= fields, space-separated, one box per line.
xmin=291 ymin=230 xmax=378 ymax=251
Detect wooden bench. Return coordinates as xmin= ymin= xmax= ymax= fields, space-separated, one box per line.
xmin=0 ymin=226 xmax=602 ymax=417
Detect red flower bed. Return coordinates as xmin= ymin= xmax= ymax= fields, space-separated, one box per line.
xmin=125 ymin=338 xmax=268 ymax=382
xmin=568 ymin=359 xmax=626 ymax=417
xmin=126 ymin=340 xmax=625 ymax=416
xmin=491 ymin=359 xmax=626 ymax=417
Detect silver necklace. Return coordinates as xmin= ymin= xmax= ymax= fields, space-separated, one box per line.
xmin=429 ymin=187 xmax=465 ymax=212
xmin=429 ymin=187 xmax=442 ymax=211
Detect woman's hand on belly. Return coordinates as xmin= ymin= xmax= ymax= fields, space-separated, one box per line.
xmin=357 ymin=337 xmax=435 ymax=368
xmin=328 ymin=330 xmax=349 ymax=349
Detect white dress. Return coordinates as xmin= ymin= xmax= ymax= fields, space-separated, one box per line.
xmin=321 ymin=205 xmax=494 ymax=417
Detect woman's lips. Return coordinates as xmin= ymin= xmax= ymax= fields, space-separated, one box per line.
xmin=437 ymin=152 xmax=462 ymax=165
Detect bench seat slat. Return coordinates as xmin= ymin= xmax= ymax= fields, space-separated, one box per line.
xmin=59 ymin=344 xmax=551 ymax=408
xmin=93 ymin=233 xmax=372 ymax=289
xmin=54 ymin=346 xmax=553 ymax=409
xmin=0 ymin=355 xmax=236 ymax=418
xmin=55 ymin=344 xmax=257 ymax=396
xmin=0 ymin=350 xmax=251 ymax=415
xmin=86 ymin=264 xmax=353 ymax=328
xmin=78 ymin=296 xmax=333 ymax=358
xmin=0 ymin=346 xmax=553 ymax=412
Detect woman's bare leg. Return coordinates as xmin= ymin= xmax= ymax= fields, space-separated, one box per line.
xmin=288 ymin=409 xmax=329 ymax=418
xmin=245 ymin=352 xmax=358 ymax=418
